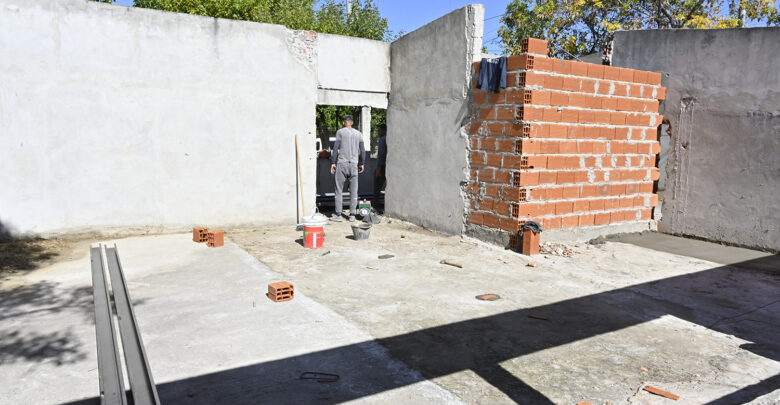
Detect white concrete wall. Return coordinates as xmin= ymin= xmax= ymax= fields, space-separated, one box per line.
xmin=385 ymin=5 xmax=484 ymax=235
xmin=613 ymin=28 xmax=780 ymax=252
xmin=317 ymin=33 xmax=390 ymax=93
xmin=0 ymin=0 xmax=390 ymax=236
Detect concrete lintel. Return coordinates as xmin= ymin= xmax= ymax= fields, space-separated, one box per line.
xmin=317 ymin=88 xmax=388 ymax=109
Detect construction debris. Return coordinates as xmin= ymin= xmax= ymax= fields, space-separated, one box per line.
xmin=643 ymin=385 xmax=680 ymax=400
xmin=528 ymin=314 xmax=549 ymax=320
xmin=401 ymin=232 xmax=407 ymax=238
xmin=440 ymin=259 xmax=463 ymax=268
xmin=378 ymin=254 xmax=395 ymax=259
xmin=577 ymin=402 xmax=592 ymax=405
xmin=540 ymin=242 xmax=579 ymax=257
xmin=475 ymin=294 xmax=501 ymax=301
xmin=639 ymin=366 xmax=649 ymax=372
xmin=527 ymin=260 xmax=538 ymax=267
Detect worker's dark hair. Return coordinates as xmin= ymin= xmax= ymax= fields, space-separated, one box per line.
xmin=378 ymin=124 xmax=387 ymax=131
xmin=342 ymin=114 xmax=353 ymax=122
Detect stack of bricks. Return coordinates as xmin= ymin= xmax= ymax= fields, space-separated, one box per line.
xmin=268 ymin=281 xmax=294 ymax=302
xmin=466 ymin=38 xmax=665 ymax=250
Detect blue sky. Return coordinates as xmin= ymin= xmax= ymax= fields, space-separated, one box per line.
xmin=111 ymin=0 xmax=511 ymax=53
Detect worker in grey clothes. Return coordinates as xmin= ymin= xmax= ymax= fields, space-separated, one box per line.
xmin=330 ymin=114 xmax=365 ymax=222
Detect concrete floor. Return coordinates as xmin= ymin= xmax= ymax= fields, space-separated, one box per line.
xmin=0 ymin=221 xmax=778 ymax=404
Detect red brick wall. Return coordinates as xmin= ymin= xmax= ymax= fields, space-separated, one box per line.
xmin=465 ymin=38 xmax=665 ymax=249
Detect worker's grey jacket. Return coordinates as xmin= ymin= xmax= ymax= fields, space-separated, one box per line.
xmin=331 ymin=127 xmax=365 ymax=166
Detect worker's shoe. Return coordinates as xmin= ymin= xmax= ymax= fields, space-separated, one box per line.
xmin=348 ymin=215 xmax=356 ymax=222
xmin=330 ymin=214 xmax=343 ymax=222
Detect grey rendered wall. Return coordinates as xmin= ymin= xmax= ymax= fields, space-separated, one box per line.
xmin=385 ymin=5 xmax=484 ymax=235
xmin=613 ymin=28 xmax=780 ymax=252
xmin=0 ymin=0 xmax=389 ymax=236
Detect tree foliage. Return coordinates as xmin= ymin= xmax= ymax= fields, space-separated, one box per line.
xmin=498 ymin=0 xmax=780 ymax=58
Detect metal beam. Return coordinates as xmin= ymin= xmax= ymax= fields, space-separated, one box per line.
xmin=89 ymin=246 xmax=127 ymax=405
xmin=105 ymin=245 xmax=160 ymax=405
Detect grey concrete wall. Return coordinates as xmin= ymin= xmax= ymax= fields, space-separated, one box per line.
xmin=0 ymin=0 xmax=390 ymax=236
xmin=385 ymin=5 xmax=484 ymax=235
xmin=613 ymin=28 xmax=780 ymax=252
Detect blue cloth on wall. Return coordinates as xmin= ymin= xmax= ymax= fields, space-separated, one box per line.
xmin=477 ymin=56 xmax=507 ymax=93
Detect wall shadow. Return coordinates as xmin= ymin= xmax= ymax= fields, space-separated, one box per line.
xmin=64 ymin=256 xmax=779 ymax=404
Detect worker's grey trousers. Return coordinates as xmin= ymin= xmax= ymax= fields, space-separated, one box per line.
xmin=335 ymin=162 xmax=359 ymax=215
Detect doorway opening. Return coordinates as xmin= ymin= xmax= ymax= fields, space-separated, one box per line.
xmin=315 ymin=105 xmax=387 ymax=215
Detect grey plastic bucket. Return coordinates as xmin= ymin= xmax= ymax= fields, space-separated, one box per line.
xmin=351 ymin=223 xmax=372 ymax=240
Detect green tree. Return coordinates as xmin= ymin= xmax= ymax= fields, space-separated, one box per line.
xmin=498 ymin=0 xmax=780 ymax=58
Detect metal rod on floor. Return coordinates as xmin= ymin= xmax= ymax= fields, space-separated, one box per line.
xmin=90 ymin=246 xmax=127 ymax=405
xmin=105 ymin=245 xmax=160 ymax=405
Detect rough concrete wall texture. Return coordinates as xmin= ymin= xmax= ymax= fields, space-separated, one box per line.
xmin=465 ymin=38 xmax=664 ymax=249
xmin=0 ymin=0 xmax=390 ymax=236
xmin=613 ymin=28 xmax=780 ymax=252
xmin=386 ymin=5 xmax=484 ymax=235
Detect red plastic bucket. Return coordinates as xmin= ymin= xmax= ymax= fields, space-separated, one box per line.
xmin=303 ymin=225 xmax=324 ymax=249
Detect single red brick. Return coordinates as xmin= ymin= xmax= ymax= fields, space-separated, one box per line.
xmin=651 ymin=142 xmax=661 ymax=154
xmin=593 ymin=110 xmax=611 ymax=124
xmin=656 ymin=86 xmax=666 ymax=100
xmin=473 ymin=92 xmax=488 ymax=105
xmin=542 ymin=107 xmax=562 ymax=122
xmin=207 ymin=230 xmax=224 ymax=247
xmin=540 ymin=140 xmax=560 ymax=154
xmin=580 ymin=78 xmax=597 ymax=93
xmin=559 ymin=140 xmax=578 ymax=154
xmin=544 ymin=75 xmax=564 ymax=90
xmin=520 ymin=139 xmax=541 ymax=154
xmin=500 ymin=217 xmax=522 ymax=233
xmin=647 ymin=72 xmax=662 ymax=85
xmin=486 ymin=122 xmax=504 ymax=136
xmin=610 ymin=112 xmax=627 ymax=125
xmin=485 ymin=153 xmax=502 ymax=167
xmin=482 ymin=213 xmax=502 ymax=229
xmin=587 ymin=63 xmax=605 ymax=79
xmin=557 ymin=171 xmax=576 ymax=184
xmin=549 ymin=91 xmax=569 ymax=106
xmin=478 ymin=106 xmax=495 ymax=120
xmin=522 ymin=227 xmax=541 ymax=255
xmin=562 ymin=77 xmax=581 ymax=92
xmin=494 ymin=169 xmax=512 ymax=184
xmin=538 ymin=171 xmax=558 ymax=184
xmin=522 ymin=37 xmax=549 ymax=55
xmin=594 ymin=212 xmax=610 ymax=225
xmin=468 ymin=212 xmax=484 ymax=225
xmin=470 ymin=151 xmax=486 ymax=165
xmin=518 ymin=172 xmax=540 ymax=186
xmin=546 ymin=156 xmax=566 ymax=170
xmin=561 ymin=109 xmax=579 ymax=123
xmin=579 ymin=213 xmax=595 ymax=226
xmin=619 ymin=68 xmax=635 ymax=82
xmin=496 ymin=106 xmax=515 ymax=120
xmin=570 ymin=61 xmax=589 ymax=77
xmin=551 ymin=59 xmax=571 ymax=74
xmin=563 ymin=186 xmax=580 ymax=199
xmin=544 ymin=216 xmax=562 ymax=229
xmin=496 ymin=138 xmax=515 ymax=152
xmin=548 ymin=124 xmax=567 ymax=139
xmin=600 ymin=127 xmax=616 ymax=140
xmin=603 ymin=66 xmax=621 ymax=81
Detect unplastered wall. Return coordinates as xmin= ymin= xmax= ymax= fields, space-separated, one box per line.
xmin=613 ymin=28 xmax=780 ymax=252
xmin=465 ymin=38 xmax=664 ymax=248
xmin=0 ymin=0 xmax=389 ymax=236
xmin=386 ymin=4 xmax=484 ymax=235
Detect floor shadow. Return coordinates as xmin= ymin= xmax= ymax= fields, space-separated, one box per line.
xmin=65 ymin=255 xmax=779 ymax=404
xmin=0 ymin=281 xmax=103 ymax=366
xmin=0 ymin=329 xmax=88 ymax=366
